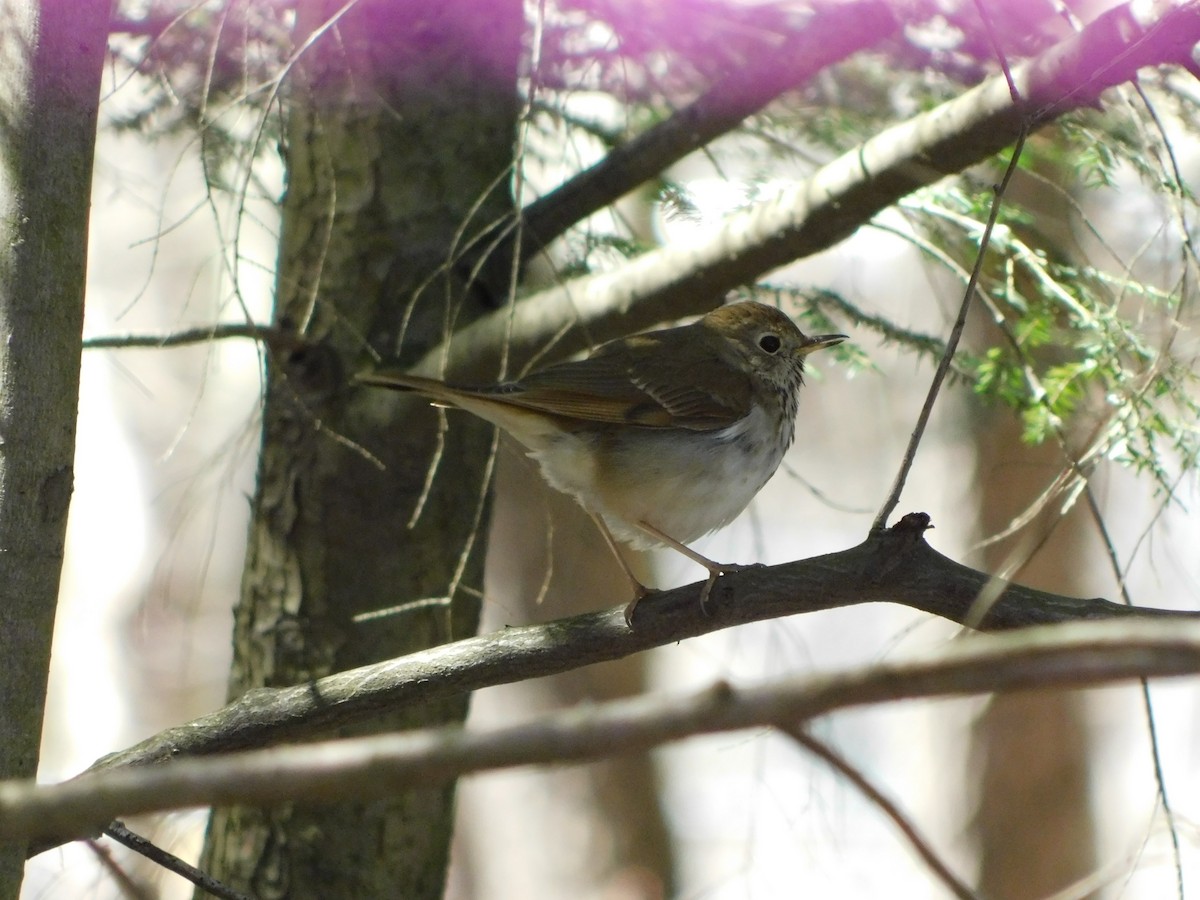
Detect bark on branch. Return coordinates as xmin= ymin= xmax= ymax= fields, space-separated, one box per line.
xmin=9 ymin=513 xmax=1195 ymax=855
xmin=81 ymin=513 xmax=1197 ymax=773
xmin=9 ymin=614 xmax=1200 ymax=849
xmin=502 ymin=0 xmax=899 ymax=262
xmin=430 ymin=0 xmax=1200 ymax=381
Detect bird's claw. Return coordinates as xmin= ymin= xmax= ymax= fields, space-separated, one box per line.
xmin=699 ymin=561 xmax=761 ymax=616
xmin=623 ymin=584 xmax=651 ymax=628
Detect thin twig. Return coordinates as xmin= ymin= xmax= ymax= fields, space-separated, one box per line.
xmin=83 ymin=323 xmax=287 ymax=350
xmin=870 ymin=127 xmax=1027 ymax=534
xmin=84 ymin=835 xmax=152 ymax=900
xmin=972 ymin=0 xmax=1019 ymax=102
xmin=103 ymin=821 xmax=251 ymax=900
xmin=780 ymin=726 xmax=980 ymax=900
xmin=1129 ymin=79 xmax=1194 ymax=900
xmin=1084 ymin=485 xmax=1184 ymax=900
xmin=874 ymin=0 xmax=1030 ymax=536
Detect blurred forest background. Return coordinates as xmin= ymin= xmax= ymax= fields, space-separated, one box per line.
xmin=10 ymin=0 xmax=1200 ymax=897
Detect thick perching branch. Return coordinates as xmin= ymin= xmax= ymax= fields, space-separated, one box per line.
xmin=67 ymin=513 xmax=1197 ymax=779
xmin=0 ymin=492 xmax=1190 ymax=856
xmin=0 ymin=510 xmax=1179 ymax=860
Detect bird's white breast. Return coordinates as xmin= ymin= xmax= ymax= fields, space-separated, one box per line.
xmin=529 ymin=403 xmax=789 ymax=550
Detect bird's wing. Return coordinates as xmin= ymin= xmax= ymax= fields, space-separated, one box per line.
xmin=357 ymin=335 xmax=752 ymax=431
xmin=509 ymin=341 xmax=751 ymax=431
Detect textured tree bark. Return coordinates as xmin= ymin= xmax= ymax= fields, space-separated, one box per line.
xmin=69 ymin=512 xmax=1194 ymax=791
xmin=0 ymin=1 xmax=110 ymax=896
xmin=198 ymin=1 xmax=520 ymax=896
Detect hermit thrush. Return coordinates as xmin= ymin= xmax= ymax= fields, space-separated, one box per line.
xmin=358 ymin=301 xmax=845 ymax=625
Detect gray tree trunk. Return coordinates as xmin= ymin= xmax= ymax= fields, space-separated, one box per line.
xmin=0 ymin=0 xmax=110 ymax=895
xmin=969 ymin=418 xmax=1097 ymax=895
xmin=967 ymin=164 xmax=1102 ymax=899
xmin=199 ymin=0 xmax=521 ymax=896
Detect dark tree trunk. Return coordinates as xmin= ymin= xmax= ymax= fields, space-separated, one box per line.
xmin=0 ymin=1 xmax=110 ymax=895
xmin=199 ymin=1 xmax=521 ymax=896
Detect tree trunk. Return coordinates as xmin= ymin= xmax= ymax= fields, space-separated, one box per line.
xmin=966 ymin=157 xmax=1111 ymax=899
xmin=969 ymin=419 xmax=1098 ymax=898
xmin=199 ymin=1 xmax=521 ymax=896
xmin=0 ymin=1 xmax=109 ymax=895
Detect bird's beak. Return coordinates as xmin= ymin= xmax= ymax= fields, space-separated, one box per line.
xmin=799 ymin=333 xmax=847 ymax=356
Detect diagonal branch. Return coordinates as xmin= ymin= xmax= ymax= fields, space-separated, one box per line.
xmin=780 ymin=727 xmax=979 ymax=900
xmin=8 ymin=617 xmax=1200 ymax=850
xmin=101 ymin=822 xmax=250 ymax=900
xmin=872 ymin=129 xmax=1028 ymax=533
xmin=502 ymin=0 xmax=899 ymax=261
xmin=429 ymin=0 xmax=1200 ymax=380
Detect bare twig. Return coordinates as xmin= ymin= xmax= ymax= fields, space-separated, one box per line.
xmin=780 ymin=727 xmax=980 ymax=900
xmin=872 ymin=129 xmax=1028 ymax=533
xmin=1127 ymin=77 xmax=1199 ymax=900
xmin=83 ymin=323 xmax=288 ymax=351
xmin=102 ymin=822 xmax=251 ymax=900
xmin=1084 ymin=485 xmax=1185 ymax=900
xmin=84 ymin=835 xmax=152 ymax=900
xmin=972 ymin=0 xmax=1019 ymax=102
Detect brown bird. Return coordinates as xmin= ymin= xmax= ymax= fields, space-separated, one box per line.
xmin=358 ymin=301 xmax=845 ymax=625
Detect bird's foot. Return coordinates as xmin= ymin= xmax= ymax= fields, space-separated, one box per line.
xmin=698 ymin=561 xmax=760 ymax=616
xmin=627 ymin=560 xmax=762 ymax=624
xmin=623 ymin=583 xmax=653 ymax=628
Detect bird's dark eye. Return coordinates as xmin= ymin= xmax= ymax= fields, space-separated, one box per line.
xmin=758 ymin=334 xmax=781 ymax=354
